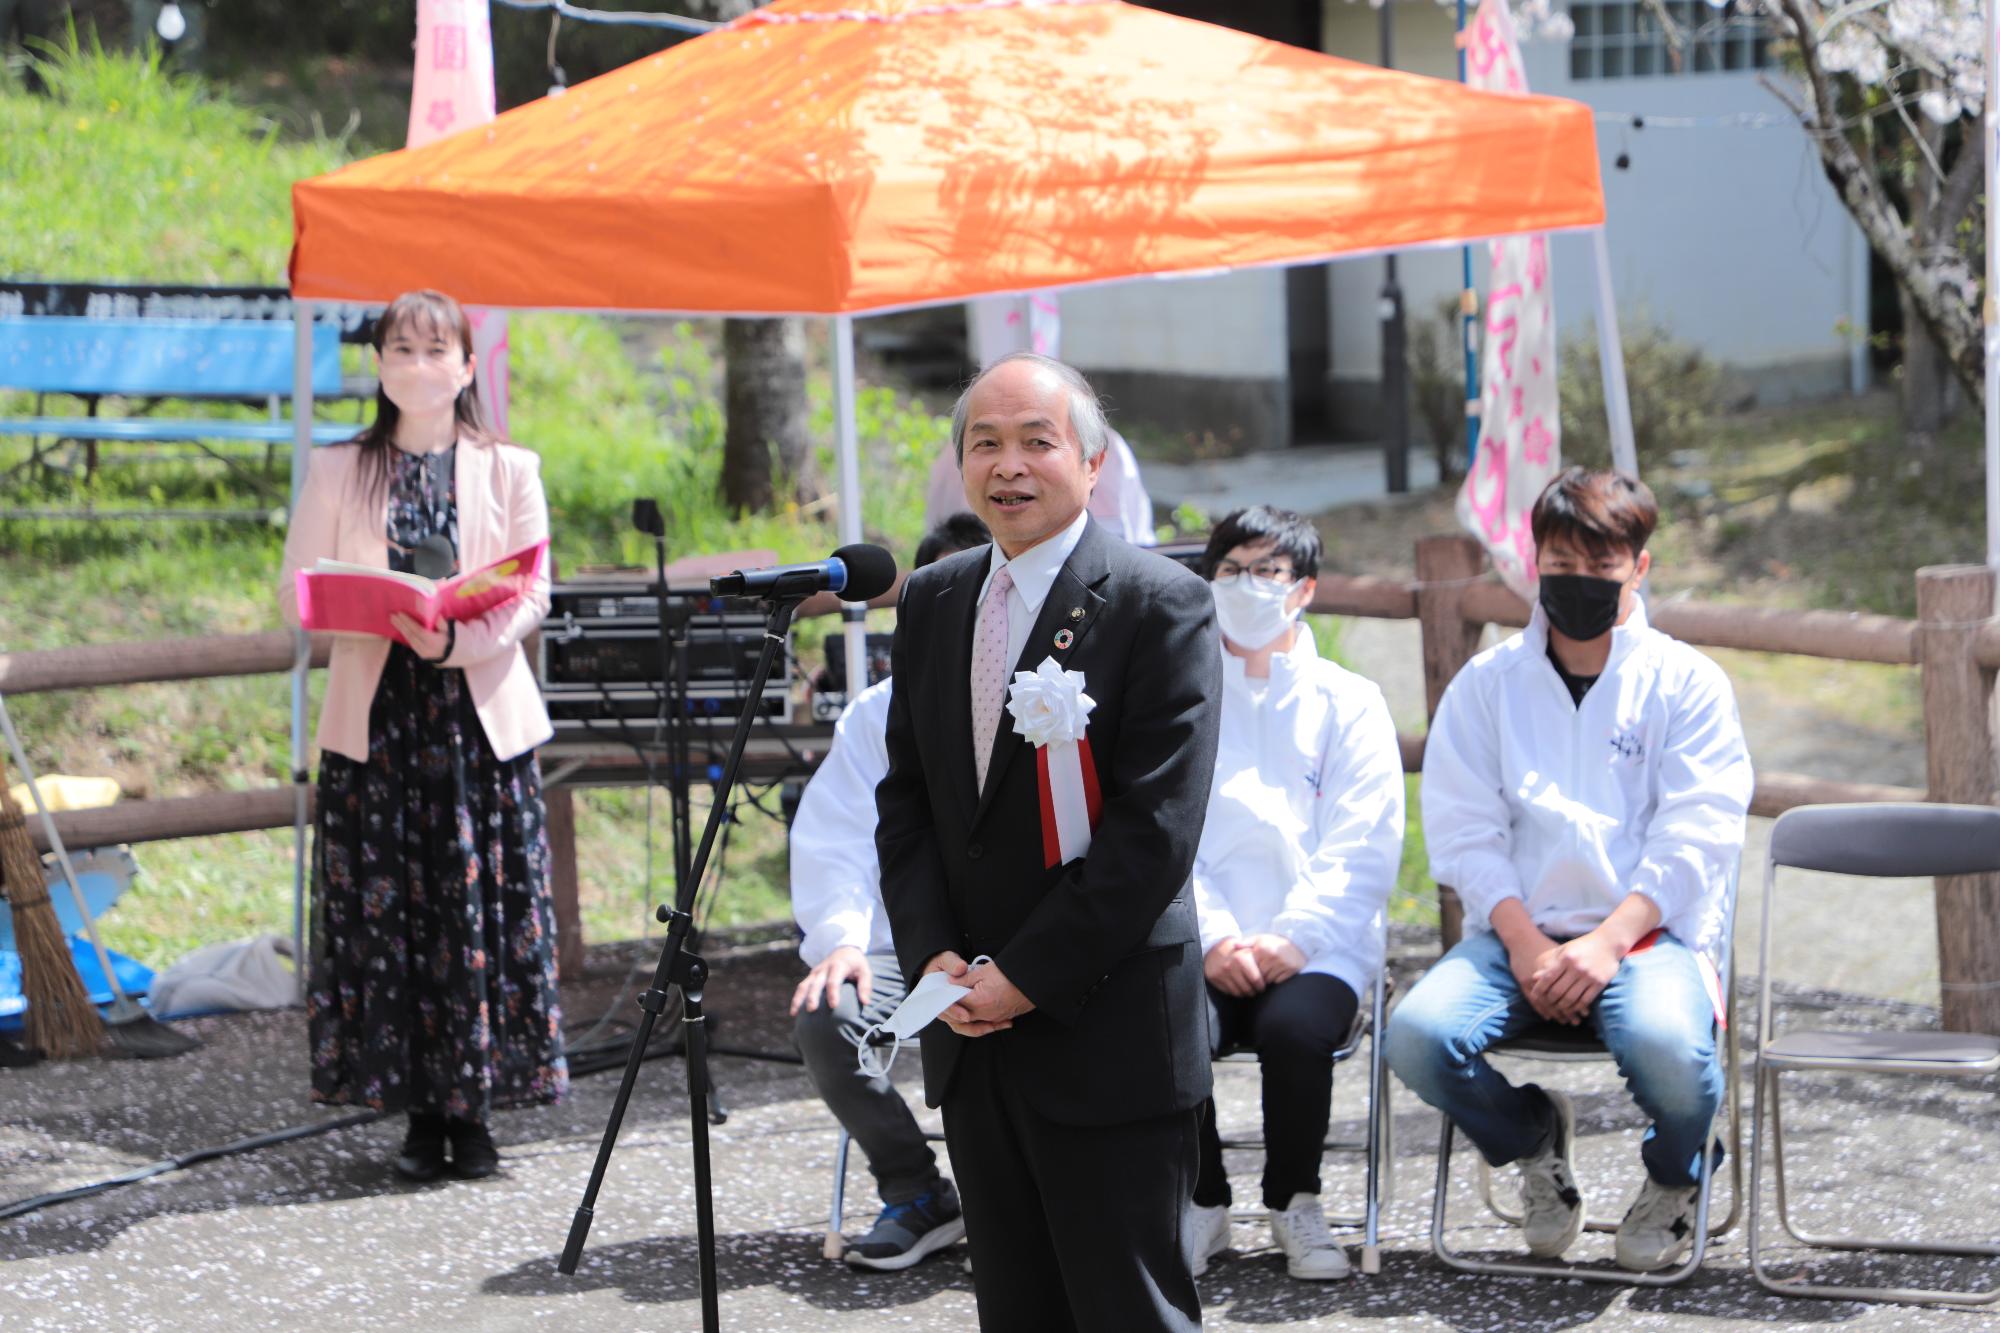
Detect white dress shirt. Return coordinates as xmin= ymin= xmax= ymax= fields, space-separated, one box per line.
xmin=975 ymin=506 xmax=1092 ymax=671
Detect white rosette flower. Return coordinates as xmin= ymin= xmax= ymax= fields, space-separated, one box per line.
xmin=1005 ymin=657 xmax=1096 ymax=746
xmin=1006 ymin=657 xmax=1101 ymax=865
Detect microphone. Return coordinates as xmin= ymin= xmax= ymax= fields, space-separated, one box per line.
xmin=710 ymin=543 xmax=897 ymax=602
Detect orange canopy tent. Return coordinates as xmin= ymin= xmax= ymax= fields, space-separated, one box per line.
xmin=290 ymin=0 xmax=1604 ymax=314
xmin=285 ymin=0 xmax=1632 ymax=693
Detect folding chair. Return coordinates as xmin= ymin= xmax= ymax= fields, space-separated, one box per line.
xmin=822 ymin=1031 xmax=947 ymax=1261
xmin=1747 ymin=801 xmax=2000 ymax=1307
xmin=1427 ymin=873 xmax=1743 ymax=1286
xmin=1209 ymin=960 xmax=1393 ymax=1274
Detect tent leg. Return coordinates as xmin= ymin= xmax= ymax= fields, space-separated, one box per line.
xmin=1590 ymin=228 xmax=1638 ymax=478
xmin=290 ymin=303 xmax=316 ymax=1005
xmin=832 ymin=316 xmax=869 ymax=697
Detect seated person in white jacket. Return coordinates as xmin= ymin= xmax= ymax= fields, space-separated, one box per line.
xmin=1186 ymin=506 xmax=1406 ymax=1283
xmin=789 ymin=513 xmax=990 ymax=1272
xmin=1385 ymin=467 xmax=1752 ymax=1273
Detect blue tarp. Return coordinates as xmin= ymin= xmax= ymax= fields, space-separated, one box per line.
xmin=0 ymin=936 xmax=154 ymax=1034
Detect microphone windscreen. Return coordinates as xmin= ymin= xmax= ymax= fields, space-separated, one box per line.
xmin=833 ymin=543 xmax=898 ymax=601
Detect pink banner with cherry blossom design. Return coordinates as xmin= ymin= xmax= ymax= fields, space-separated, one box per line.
xmin=1455 ymin=0 xmax=1559 ymax=598
xmin=407 ymin=0 xmax=510 ymax=438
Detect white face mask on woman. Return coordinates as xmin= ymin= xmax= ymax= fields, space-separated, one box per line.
xmin=1211 ymin=575 xmax=1300 ymax=651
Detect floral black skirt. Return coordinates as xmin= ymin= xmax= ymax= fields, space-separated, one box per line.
xmin=307 ymin=644 xmax=568 ymax=1118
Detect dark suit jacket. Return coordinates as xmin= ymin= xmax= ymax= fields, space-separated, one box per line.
xmin=875 ymin=517 xmax=1222 ymax=1126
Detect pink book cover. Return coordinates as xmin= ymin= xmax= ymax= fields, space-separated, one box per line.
xmin=295 ymin=539 xmax=547 ymax=647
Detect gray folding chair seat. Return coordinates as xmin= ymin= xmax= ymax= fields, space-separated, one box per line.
xmin=1748 ymin=801 xmax=2000 ymax=1307
xmin=1426 ymin=868 xmax=1744 ymax=1287
xmin=1210 ymin=961 xmax=1394 ymax=1274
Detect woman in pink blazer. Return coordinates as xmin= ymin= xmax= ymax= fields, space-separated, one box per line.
xmin=279 ymin=289 xmax=565 ymax=1183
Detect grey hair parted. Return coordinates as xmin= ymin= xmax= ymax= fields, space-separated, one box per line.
xmin=949 ymin=352 xmax=1109 ymax=468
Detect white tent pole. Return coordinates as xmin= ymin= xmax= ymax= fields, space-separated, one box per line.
xmin=289 ymin=301 xmax=316 ymax=1004
xmin=1590 ymin=228 xmax=1638 ymax=478
xmin=832 ymin=315 xmax=869 ymax=697
xmin=1985 ymin=5 xmax=1998 ymax=568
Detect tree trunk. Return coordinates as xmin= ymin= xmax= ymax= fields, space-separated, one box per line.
xmin=1766 ymin=1 xmax=1986 ymax=407
xmin=1900 ymin=288 xmax=1956 ymax=451
xmin=721 ymin=318 xmax=814 ymax=514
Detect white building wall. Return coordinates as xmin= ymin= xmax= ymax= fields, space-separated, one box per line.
xmin=1059 ymin=270 xmax=1289 ymax=379
xmin=1323 ymin=0 xmax=1868 ymax=423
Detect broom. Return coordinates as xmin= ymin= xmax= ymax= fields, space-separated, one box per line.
xmin=0 ymin=692 xmax=198 ymax=1059
xmin=0 ymin=767 xmax=104 ymax=1060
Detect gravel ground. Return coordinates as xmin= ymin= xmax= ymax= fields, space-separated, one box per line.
xmin=3 ymin=932 xmax=1994 ymax=1331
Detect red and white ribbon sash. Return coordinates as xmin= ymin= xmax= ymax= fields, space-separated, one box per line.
xmin=1035 ymin=737 xmax=1102 ymax=868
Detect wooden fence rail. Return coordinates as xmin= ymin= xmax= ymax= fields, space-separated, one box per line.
xmin=3 ymin=537 xmax=1993 ymax=1030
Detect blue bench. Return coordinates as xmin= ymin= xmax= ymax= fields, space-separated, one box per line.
xmin=0 ymin=315 xmax=354 ymax=446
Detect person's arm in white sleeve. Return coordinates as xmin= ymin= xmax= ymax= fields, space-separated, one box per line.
xmin=1421 ymin=668 xmax=1525 ymax=931
xmin=1274 ymin=688 xmax=1406 ymax=962
xmin=1626 ymin=661 xmax=1753 ymax=928
xmin=1191 ymin=840 xmax=1243 ymax=958
xmin=790 ymin=687 xmax=891 ymax=967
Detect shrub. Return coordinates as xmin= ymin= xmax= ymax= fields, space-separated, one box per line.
xmin=1559 ymin=319 xmax=1720 ymax=475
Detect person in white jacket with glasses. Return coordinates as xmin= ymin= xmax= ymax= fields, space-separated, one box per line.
xmin=1385 ymin=467 xmax=1752 ymax=1274
xmin=1185 ymin=506 xmax=1406 ymax=1283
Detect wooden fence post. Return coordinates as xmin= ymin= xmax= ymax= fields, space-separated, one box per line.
xmin=1416 ymin=534 xmax=1487 ymax=952
xmin=1917 ymin=564 xmax=2000 ymax=1034
xmin=545 ymin=786 xmax=587 ymax=985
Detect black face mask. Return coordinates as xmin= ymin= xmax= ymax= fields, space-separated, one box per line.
xmin=1538 ymin=573 xmax=1624 ymax=641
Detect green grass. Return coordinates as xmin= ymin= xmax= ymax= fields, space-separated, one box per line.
xmin=0 ymin=39 xmax=348 ymax=283
xmin=0 ymin=48 xmax=952 ymax=966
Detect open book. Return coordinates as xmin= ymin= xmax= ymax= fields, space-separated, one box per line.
xmin=295 ymin=539 xmax=548 ymax=647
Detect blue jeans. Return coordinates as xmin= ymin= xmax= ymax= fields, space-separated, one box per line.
xmin=1385 ymin=929 xmax=1722 ymax=1187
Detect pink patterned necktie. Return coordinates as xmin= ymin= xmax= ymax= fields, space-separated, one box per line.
xmin=970 ymin=565 xmax=1014 ymax=792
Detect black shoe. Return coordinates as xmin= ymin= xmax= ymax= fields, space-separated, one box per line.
xmin=447 ymin=1116 xmax=501 ymax=1180
xmin=395 ymin=1112 xmax=448 ymax=1182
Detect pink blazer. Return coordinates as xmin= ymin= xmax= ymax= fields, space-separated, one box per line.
xmin=279 ymin=439 xmax=554 ymax=764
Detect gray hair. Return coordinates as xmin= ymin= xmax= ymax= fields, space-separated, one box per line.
xmin=950 ymin=352 xmax=1110 ymax=467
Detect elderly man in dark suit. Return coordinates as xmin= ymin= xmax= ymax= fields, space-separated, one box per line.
xmin=875 ymin=352 xmax=1223 ymax=1330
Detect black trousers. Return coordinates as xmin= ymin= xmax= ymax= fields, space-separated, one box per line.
xmin=942 ymin=1037 xmax=1202 ymax=1332
xmin=1194 ymin=972 xmax=1359 ymax=1211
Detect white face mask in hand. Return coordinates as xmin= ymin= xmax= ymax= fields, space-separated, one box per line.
xmin=854 ymin=956 xmax=991 ymax=1078
xmin=1211 ymin=576 xmax=1300 ymax=651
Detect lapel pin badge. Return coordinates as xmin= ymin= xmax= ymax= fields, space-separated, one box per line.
xmin=1053 ymin=628 xmax=1075 ymax=650
xmin=1068 ymin=606 xmax=1084 ymax=621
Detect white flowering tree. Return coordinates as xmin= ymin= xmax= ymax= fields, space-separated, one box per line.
xmin=1442 ymin=0 xmax=1982 ymax=441
xmin=1750 ymin=0 xmax=1985 ymax=443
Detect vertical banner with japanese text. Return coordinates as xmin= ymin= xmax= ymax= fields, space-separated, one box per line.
xmin=408 ymin=0 xmax=510 ymax=437
xmin=1455 ymin=0 xmax=1560 ymax=596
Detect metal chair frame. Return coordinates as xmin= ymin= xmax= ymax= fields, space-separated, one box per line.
xmin=1747 ymin=802 xmax=2000 ymax=1308
xmin=1426 ymin=864 xmax=1744 ymax=1287
xmin=1208 ymin=961 xmax=1394 ymax=1274
xmin=823 ymin=933 xmax=1396 ymax=1272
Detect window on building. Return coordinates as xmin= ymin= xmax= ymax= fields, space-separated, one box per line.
xmin=1568 ymin=0 xmax=1776 ymax=80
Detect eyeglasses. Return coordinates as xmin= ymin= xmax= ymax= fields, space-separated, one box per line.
xmin=1212 ymin=558 xmax=1298 ymax=586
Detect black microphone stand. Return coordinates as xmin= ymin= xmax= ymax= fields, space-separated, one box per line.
xmin=631 ymin=500 xmax=696 ymax=908
xmin=559 ymin=584 xmax=809 ymax=1332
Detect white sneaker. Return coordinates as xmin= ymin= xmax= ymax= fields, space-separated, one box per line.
xmin=1267 ymin=1193 xmax=1351 ymax=1280
xmin=1190 ymin=1202 xmax=1231 ymax=1277
xmin=1517 ymin=1089 xmax=1586 ymax=1259
xmin=1616 ymin=1177 xmax=1700 ymax=1271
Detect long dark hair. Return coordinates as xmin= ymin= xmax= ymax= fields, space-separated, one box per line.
xmin=347 ymin=289 xmax=495 ymax=504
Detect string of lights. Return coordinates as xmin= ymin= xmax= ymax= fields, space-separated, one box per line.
xmin=488 ymin=0 xmax=718 ymax=34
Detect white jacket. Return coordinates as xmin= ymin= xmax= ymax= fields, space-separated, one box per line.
xmin=1422 ymin=598 xmax=1752 ymax=958
xmin=790 ymin=677 xmax=896 ymax=967
xmin=1191 ymin=625 xmax=1406 ymax=1000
